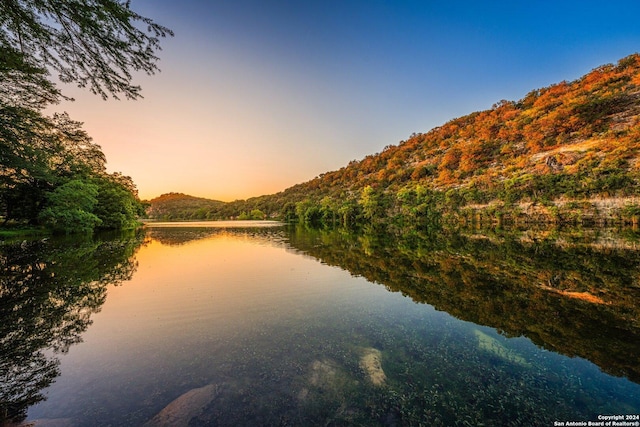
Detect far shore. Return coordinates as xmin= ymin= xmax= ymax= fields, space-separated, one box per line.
xmin=141 ymin=219 xmax=285 ymax=228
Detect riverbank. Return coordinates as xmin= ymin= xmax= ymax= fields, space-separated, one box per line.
xmin=0 ymin=225 xmax=50 ymax=241
xmin=452 ymin=196 xmax=640 ymax=227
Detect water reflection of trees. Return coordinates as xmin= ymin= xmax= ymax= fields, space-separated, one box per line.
xmin=287 ymin=226 xmax=640 ymax=383
xmin=146 ymin=226 xmax=289 ymax=247
xmin=0 ymin=232 xmax=144 ymax=424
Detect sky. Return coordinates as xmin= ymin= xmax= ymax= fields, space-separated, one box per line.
xmin=49 ymin=0 xmax=640 ymax=201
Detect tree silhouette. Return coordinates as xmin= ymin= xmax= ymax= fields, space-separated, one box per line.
xmin=0 ymin=0 xmax=173 ymax=102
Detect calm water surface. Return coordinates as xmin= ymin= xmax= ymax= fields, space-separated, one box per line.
xmin=2 ymin=222 xmax=639 ymax=425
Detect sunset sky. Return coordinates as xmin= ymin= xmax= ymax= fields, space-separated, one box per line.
xmin=49 ymin=0 xmax=640 ymax=201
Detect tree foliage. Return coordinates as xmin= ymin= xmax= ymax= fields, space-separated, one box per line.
xmin=0 ymin=0 xmax=173 ymax=101
xmin=147 ymin=54 xmax=640 ymax=228
xmin=37 ymin=179 xmax=101 ymax=233
xmin=0 ymin=107 xmax=144 ymax=232
xmin=0 ymin=1 xmax=170 ymax=233
xmin=93 ymin=173 xmax=144 ymax=229
xmin=145 ymin=193 xmax=225 ymax=221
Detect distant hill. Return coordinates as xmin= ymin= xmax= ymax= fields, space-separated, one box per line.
xmin=145 ymin=193 xmax=225 ymax=220
xmin=152 ymin=54 xmax=640 ymax=225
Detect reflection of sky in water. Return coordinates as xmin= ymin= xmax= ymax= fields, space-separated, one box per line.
xmin=28 ymin=229 xmax=640 ymax=425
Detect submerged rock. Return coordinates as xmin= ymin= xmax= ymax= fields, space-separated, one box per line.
xmin=309 ymin=359 xmax=339 ymax=387
xmin=299 ymin=359 xmax=340 ymax=401
xmin=144 ymin=384 xmax=220 ymax=427
xmin=474 ymin=330 xmax=531 ymax=367
xmin=359 ymin=347 xmax=386 ymax=386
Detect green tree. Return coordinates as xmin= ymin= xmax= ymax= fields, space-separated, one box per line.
xmin=0 ymin=106 xmax=60 ymax=223
xmin=359 ymin=185 xmax=384 ymax=222
xmin=250 ymin=209 xmax=266 ymax=220
xmin=338 ymin=200 xmax=360 ymax=228
xmin=281 ymin=202 xmax=297 ymax=222
xmin=38 ymin=179 xmax=101 ymax=233
xmin=320 ymin=196 xmax=339 ymax=225
xmin=0 ymin=111 xmax=111 ymax=226
xmin=0 ymin=45 xmax=61 ymax=109
xmin=295 ymin=200 xmax=322 ymax=225
xmin=0 ymin=1 xmax=167 ymax=230
xmin=93 ymin=174 xmax=143 ymax=229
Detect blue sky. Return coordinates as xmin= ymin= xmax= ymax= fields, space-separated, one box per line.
xmin=54 ymin=1 xmax=640 ymax=200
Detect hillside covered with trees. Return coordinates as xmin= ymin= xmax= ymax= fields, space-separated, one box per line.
xmin=146 ymin=193 xmax=225 ymax=221
xmin=148 ymin=54 xmax=640 ymax=227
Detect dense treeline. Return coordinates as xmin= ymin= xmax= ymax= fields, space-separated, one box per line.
xmin=0 ymin=1 xmax=171 ymax=234
xmin=146 ymin=193 xmax=226 ymax=221
xmin=147 ymin=54 xmax=640 ymax=227
xmin=1 ymin=110 xmax=145 ymax=233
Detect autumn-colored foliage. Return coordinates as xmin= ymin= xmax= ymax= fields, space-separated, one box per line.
xmin=148 ymin=54 xmax=640 ymax=224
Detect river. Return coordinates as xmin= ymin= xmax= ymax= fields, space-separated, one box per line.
xmin=1 ymin=222 xmax=639 ymax=426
